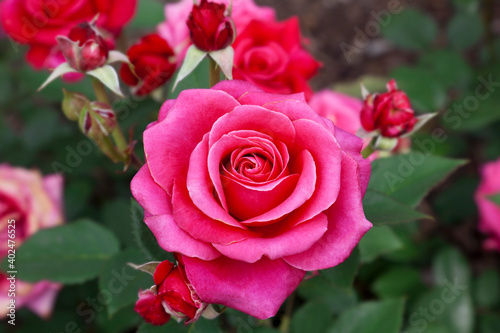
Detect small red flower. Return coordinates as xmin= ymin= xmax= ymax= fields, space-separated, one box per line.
xmin=135 ymin=259 xmax=206 ymax=326
xmin=56 ymin=22 xmax=109 ymax=72
xmin=187 ymin=0 xmax=235 ymax=52
xmin=360 ymin=79 xmax=418 ymax=138
xmin=120 ymin=34 xmax=177 ymax=96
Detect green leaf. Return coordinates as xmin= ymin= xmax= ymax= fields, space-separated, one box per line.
xmin=328 ymin=299 xmax=405 ymax=333
xmin=451 ymin=0 xmax=479 ymax=13
xmin=391 ymin=66 xmax=447 ymax=111
xmin=358 ymin=226 xmax=403 ymax=263
xmin=432 ymin=247 xmax=471 ymax=286
xmin=382 ymin=9 xmax=437 ymax=51
xmin=138 ymin=317 xmax=222 ymax=333
xmin=98 ymin=249 xmax=152 ymax=317
xmin=479 ymin=314 xmax=500 ymax=333
xmin=447 ymin=12 xmax=483 ymax=50
xmin=368 ymin=154 xmax=467 ymax=207
xmin=432 ymin=176 xmax=479 ymax=225
xmin=474 ymin=269 xmax=500 ymax=308
xmin=452 ymin=92 xmax=500 ymax=131
xmin=209 ymin=47 xmax=234 ymax=80
xmin=130 ymin=199 xmax=174 ymax=261
xmin=168 ymin=56 xmax=211 ymax=99
xmin=101 ymin=199 xmax=137 ymax=249
xmin=372 ymin=267 xmax=425 ymax=298
xmin=87 ymin=65 xmax=124 ymax=97
xmin=321 ymin=248 xmax=360 ymax=289
xmin=137 ymin=321 xmax=188 ymax=333
xmin=410 ymin=285 xmax=473 ymax=333
xmin=298 ymin=275 xmax=358 ymax=314
xmin=190 ymin=317 xmax=223 ymax=333
xmin=487 ymin=193 xmax=500 ymax=207
xmin=430 ymin=248 xmax=475 ymax=332
xmin=291 ymin=301 xmax=334 ymax=333
xmin=173 ymin=45 xmax=207 ymax=91
xmin=96 ymin=304 xmax=142 ymax=333
xmin=37 ymin=62 xmax=78 ymax=92
xmin=418 ymin=50 xmax=472 ymax=91
xmin=363 ymin=189 xmax=431 ymax=225
xmin=1 ymin=219 xmax=119 ymax=284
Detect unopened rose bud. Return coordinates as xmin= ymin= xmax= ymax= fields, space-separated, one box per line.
xmin=78 ymin=102 xmax=116 ymax=141
xmin=57 ymin=22 xmax=109 ymax=72
xmin=134 ymin=259 xmax=207 ymax=325
xmin=187 ymin=0 xmax=235 ymax=52
xmin=61 ymin=89 xmax=89 ymax=121
xmin=360 ymin=79 xmax=417 ymax=138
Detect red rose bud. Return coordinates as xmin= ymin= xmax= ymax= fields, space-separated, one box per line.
xmin=187 ymin=0 xmax=235 ymax=52
xmin=62 ymin=89 xmax=90 ymax=121
xmin=57 ymin=22 xmax=109 ymax=72
xmin=360 ymin=79 xmax=418 ymax=138
xmin=135 ymin=260 xmax=206 ymax=325
xmin=120 ymin=34 xmax=177 ymax=96
xmin=78 ymin=102 xmax=117 ymax=141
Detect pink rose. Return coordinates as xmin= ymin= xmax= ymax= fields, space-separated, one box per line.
xmin=157 ymin=0 xmax=276 ymax=61
xmin=475 ymin=158 xmax=500 ymax=251
xmin=308 ymin=90 xmax=362 ymax=135
xmin=232 ymin=18 xmax=320 ymax=100
xmin=0 ymin=165 xmax=64 ymax=318
xmin=131 ymin=80 xmax=372 ymax=319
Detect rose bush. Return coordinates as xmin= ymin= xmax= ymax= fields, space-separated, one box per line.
xmin=475 ymin=158 xmax=500 ymax=251
xmin=0 ymin=0 xmax=137 ymax=69
xmin=131 ymin=80 xmax=372 ymax=319
xmin=0 ymin=165 xmax=64 ymax=318
xmin=135 ymin=259 xmax=206 ymax=325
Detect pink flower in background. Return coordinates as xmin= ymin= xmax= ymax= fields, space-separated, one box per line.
xmin=233 ymin=18 xmax=320 ymax=100
xmin=131 ymin=80 xmax=372 ymax=319
xmin=0 ymin=165 xmax=64 ymax=318
xmin=475 ymin=158 xmax=500 ymax=251
xmin=308 ymin=90 xmax=362 ymax=135
xmin=0 ymin=0 xmax=137 ymax=70
xmin=157 ymin=0 xmax=276 ymax=62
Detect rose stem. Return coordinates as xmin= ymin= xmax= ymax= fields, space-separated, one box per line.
xmin=279 ymin=291 xmax=296 ymax=333
xmin=91 ymin=77 xmax=128 ymax=154
xmin=209 ymin=56 xmax=221 ymax=88
xmin=361 ymin=143 xmax=375 ymax=159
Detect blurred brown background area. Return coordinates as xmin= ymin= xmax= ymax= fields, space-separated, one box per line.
xmin=254 ymin=0 xmax=500 ymax=91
